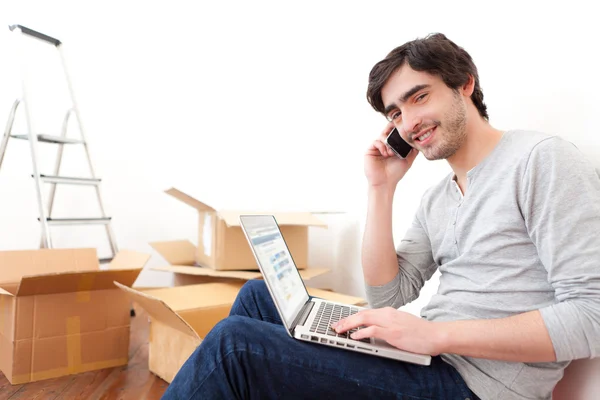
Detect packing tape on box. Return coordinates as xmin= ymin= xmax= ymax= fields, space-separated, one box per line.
xmin=66 ymin=316 xmax=82 ymax=375
xmin=77 ymin=274 xmax=95 ymax=303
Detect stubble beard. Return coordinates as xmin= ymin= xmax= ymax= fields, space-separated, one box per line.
xmin=421 ymin=94 xmax=468 ymax=161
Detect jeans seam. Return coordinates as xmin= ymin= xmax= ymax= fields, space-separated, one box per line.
xmin=238 ymin=298 xmax=255 ymax=320
xmin=185 ymin=348 xmax=239 ymax=400
xmin=187 ymin=348 xmax=436 ymax=400
xmin=237 ymin=296 xmax=279 ymax=324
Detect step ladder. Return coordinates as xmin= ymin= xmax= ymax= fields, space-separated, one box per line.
xmin=0 ymin=25 xmax=118 ymax=263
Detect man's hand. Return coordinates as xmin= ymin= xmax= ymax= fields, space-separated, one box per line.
xmin=364 ymin=123 xmax=418 ymax=188
xmin=332 ymin=308 xmax=558 ymax=362
xmin=331 ymin=307 xmax=443 ymax=356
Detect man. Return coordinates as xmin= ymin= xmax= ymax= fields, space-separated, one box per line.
xmin=162 ymin=33 xmax=600 ymax=399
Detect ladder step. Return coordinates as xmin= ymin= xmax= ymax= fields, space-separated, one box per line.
xmin=36 ymin=174 xmax=101 ymax=185
xmin=11 ymin=134 xmax=83 ymax=144
xmin=41 ymin=217 xmax=112 ymax=226
xmin=98 ymin=257 xmax=114 ymax=264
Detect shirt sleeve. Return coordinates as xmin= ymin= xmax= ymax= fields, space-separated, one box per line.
xmin=365 ymin=206 xmax=438 ymax=309
xmin=521 ymin=136 xmax=600 ymax=362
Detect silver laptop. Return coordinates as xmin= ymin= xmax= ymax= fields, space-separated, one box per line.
xmin=239 ymin=214 xmax=431 ymax=366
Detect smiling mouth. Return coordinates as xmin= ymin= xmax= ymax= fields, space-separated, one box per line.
xmin=414 ymin=126 xmax=436 ymax=143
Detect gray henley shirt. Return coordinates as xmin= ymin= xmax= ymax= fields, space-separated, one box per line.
xmin=365 ymin=130 xmax=600 ymax=399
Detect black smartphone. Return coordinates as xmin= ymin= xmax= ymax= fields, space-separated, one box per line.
xmin=385 ymin=127 xmax=413 ymax=159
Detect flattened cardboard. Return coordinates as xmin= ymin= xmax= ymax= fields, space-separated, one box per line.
xmin=151 ymin=264 xmax=330 ymax=281
xmin=149 ymin=240 xmax=331 ymax=286
xmin=0 ymin=248 xmax=150 ymax=385
xmin=116 ymin=281 xmax=364 ymax=383
xmin=165 ymin=188 xmax=327 ymax=270
xmin=307 ymin=287 xmax=367 ymax=306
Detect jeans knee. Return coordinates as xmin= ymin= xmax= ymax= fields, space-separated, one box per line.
xmin=238 ymin=279 xmax=268 ymax=299
xmin=204 ymin=315 xmax=253 ymax=354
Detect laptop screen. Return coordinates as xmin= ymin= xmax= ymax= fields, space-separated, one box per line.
xmin=240 ymin=215 xmax=309 ymax=326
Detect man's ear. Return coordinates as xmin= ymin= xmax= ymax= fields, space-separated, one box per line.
xmin=462 ymin=74 xmax=475 ymax=97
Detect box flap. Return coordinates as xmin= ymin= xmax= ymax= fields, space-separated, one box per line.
xmin=151 ymin=265 xmax=330 ymax=281
xmin=152 ymin=265 xmax=262 ymax=280
xmin=0 ymin=248 xmax=99 ymax=285
xmin=114 ymin=282 xmax=199 ymax=339
xmin=149 ymin=241 xmax=196 ymax=266
xmin=218 ymin=211 xmax=328 ymax=228
xmin=307 ymin=287 xmax=365 ymax=306
xmin=14 ymin=268 xmax=143 ymax=296
xmin=142 ymin=282 xmax=244 ymax=311
xmin=298 ymin=268 xmax=331 ymax=280
xmin=108 ymin=250 xmax=151 ymax=270
xmin=0 ymin=287 xmax=15 ymax=297
xmin=165 ymin=188 xmax=215 ymax=212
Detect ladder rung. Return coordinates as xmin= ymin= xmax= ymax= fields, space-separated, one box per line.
xmin=98 ymin=257 xmax=114 ymax=264
xmin=42 ymin=217 xmax=112 ymax=226
xmin=11 ymin=134 xmax=83 ymax=144
xmin=36 ymin=174 xmax=101 ymax=185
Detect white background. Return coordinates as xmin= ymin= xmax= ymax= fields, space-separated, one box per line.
xmin=0 ymin=1 xmax=598 ymax=317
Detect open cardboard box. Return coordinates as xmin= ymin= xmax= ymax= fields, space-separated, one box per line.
xmin=165 ymin=188 xmax=328 ymax=270
xmin=149 ymin=240 xmax=332 ymax=286
xmin=0 ymin=248 xmax=150 ymax=384
xmin=115 ymin=280 xmax=365 ymax=383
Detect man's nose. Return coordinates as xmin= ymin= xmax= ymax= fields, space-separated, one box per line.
xmin=401 ymin=110 xmax=422 ymax=139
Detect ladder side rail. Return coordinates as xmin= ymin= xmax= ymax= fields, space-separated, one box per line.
xmin=0 ymin=99 xmax=21 ymax=170
xmin=12 ymin=27 xmax=52 ymax=248
xmin=46 ymin=108 xmax=74 ymax=217
xmin=57 ymin=45 xmax=119 ymax=256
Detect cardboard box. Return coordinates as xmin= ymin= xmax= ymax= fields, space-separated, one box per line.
xmin=115 ymin=281 xmax=365 ymax=383
xmin=165 ymin=188 xmax=328 ymax=270
xmin=0 ymin=248 xmax=150 ymax=384
xmin=149 ymin=240 xmax=331 ymax=286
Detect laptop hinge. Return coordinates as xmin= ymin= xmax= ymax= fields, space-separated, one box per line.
xmin=292 ymin=300 xmax=315 ymax=330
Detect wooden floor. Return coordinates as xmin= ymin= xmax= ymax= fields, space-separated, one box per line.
xmin=0 ymin=306 xmax=169 ymax=400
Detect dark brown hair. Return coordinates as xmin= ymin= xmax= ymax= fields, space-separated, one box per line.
xmin=367 ymin=33 xmax=488 ymax=121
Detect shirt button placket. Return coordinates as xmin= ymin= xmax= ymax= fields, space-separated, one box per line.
xmin=454 ymin=201 xmax=461 ymax=250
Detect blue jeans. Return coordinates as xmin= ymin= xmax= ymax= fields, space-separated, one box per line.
xmin=162 ymin=280 xmax=479 ymax=400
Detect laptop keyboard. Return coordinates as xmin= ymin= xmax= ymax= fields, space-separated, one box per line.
xmin=309 ymin=302 xmax=370 ymax=343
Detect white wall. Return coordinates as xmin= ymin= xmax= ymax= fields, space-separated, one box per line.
xmin=0 ymin=1 xmax=598 ymax=312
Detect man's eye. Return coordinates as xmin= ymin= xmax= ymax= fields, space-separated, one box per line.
xmin=416 ymin=93 xmax=428 ymax=102
xmin=390 ymin=111 xmax=402 ymax=120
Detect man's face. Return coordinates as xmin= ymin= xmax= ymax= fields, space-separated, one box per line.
xmin=381 ymin=64 xmax=468 ymax=161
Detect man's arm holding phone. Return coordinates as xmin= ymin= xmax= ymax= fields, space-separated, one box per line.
xmin=362 ymin=123 xmax=422 ymax=300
